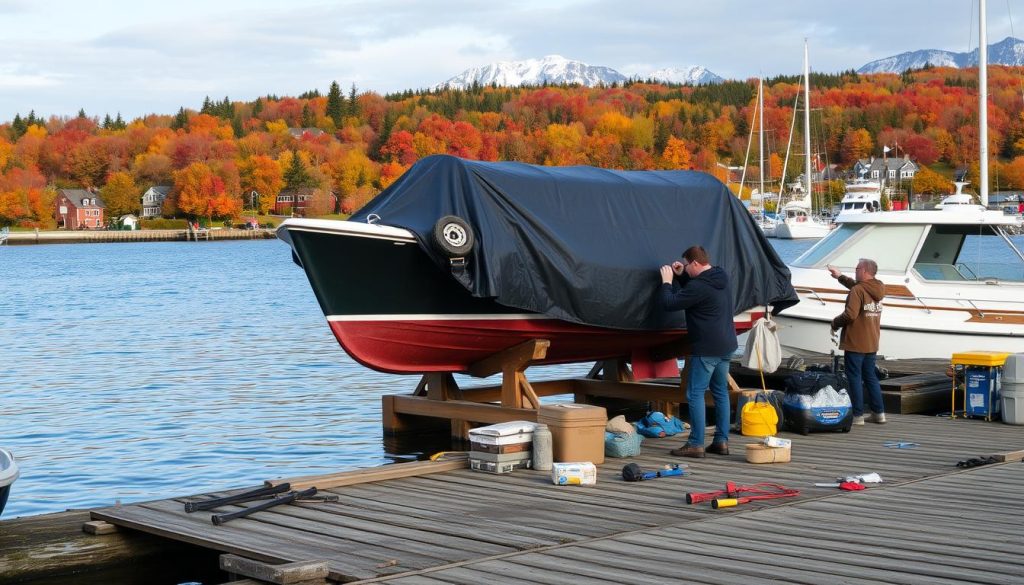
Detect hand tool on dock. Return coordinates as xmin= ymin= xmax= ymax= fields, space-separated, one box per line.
xmin=184 ymin=483 xmax=292 ymax=513
xmin=621 ymin=463 xmax=686 ymax=481
xmin=685 ymin=481 xmax=799 ymax=508
xmin=211 ymin=487 xmax=319 ymax=525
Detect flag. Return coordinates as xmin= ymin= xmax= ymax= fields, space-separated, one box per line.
xmin=883 ymin=145 xmax=892 ymax=153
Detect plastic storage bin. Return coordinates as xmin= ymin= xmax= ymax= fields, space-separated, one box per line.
xmin=538 ymin=404 xmax=607 ymax=465
xmin=1001 ymin=353 xmax=1024 ymax=425
xmin=952 ymin=351 xmax=1009 ymax=420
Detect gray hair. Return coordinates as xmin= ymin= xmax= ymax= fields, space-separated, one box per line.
xmin=858 ymin=258 xmax=878 ymax=276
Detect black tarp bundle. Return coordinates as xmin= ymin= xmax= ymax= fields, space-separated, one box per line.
xmin=351 ymin=155 xmax=797 ymax=330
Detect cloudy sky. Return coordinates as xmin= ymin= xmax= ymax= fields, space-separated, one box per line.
xmin=0 ymin=0 xmax=1018 ymax=122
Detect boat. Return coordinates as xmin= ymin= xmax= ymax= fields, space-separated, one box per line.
xmin=774 ymin=6 xmax=1024 ymax=359
xmin=774 ymin=42 xmax=832 ymax=240
xmin=278 ymin=155 xmax=797 ymax=374
xmin=837 ymin=177 xmax=883 ymax=218
xmin=0 ymin=448 xmax=19 ymax=517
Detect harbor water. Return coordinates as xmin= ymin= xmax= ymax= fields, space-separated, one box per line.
xmin=0 ymin=237 xmax=805 ymax=518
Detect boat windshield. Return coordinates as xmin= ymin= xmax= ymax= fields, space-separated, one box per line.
xmin=913 ymin=226 xmax=1024 ymax=283
xmin=792 ymin=224 xmax=926 ymax=273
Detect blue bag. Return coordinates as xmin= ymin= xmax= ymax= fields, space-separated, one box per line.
xmin=604 ymin=430 xmax=643 ymax=458
xmin=635 ymin=411 xmax=687 ymax=438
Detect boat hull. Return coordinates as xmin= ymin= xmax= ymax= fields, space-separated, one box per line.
xmin=774 ymin=220 xmax=830 ymax=239
xmin=281 ymin=219 xmax=758 ymax=374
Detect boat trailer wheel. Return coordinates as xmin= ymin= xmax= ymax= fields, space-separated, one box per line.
xmin=433 ymin=215 xmax=475 ymax=258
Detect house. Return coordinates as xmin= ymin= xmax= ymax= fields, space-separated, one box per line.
xmin=852 ymin=155 xmax=919 ymax=188
xmin=141 ymin=186 xmax=171 ymax=218
xmin=119 ymin=214 xmax=139 ymax=230
xmin=274 ymin=188 xmax=317 ymax=215
xmin=54 ymin=189 xmax=104 ymax=229
xmin=288 ymin=127 xmax=325 ymax=139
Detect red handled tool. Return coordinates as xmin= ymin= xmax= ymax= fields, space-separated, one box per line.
xmin=686 ymin=481 xmax=799 ymax=508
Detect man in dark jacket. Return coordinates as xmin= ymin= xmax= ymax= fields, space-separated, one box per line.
xmin=659 ymin=246 xmax=737 ymax=458
xmin=829 ymin=258 xmax=886 ymax=425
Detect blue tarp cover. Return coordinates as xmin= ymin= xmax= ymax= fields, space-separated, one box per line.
xmin=352 ymin=155 xmax=797 ymax=330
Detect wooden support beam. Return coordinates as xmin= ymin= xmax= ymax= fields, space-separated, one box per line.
xmin=468 ymin=339 xmax=549 ymax=378
xmin=265 ymin=459 xmax=469 ymax=491
xmin=388 ymin=395 xmax=537 ymax=426
xmin=81 ymin=520 xmax=118 ymax=535
xmin=220 ymin=554 xmax=328 ymax=585
xmin=572 ymin=378 xmax=683 ymax=403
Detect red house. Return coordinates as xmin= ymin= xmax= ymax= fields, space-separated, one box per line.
xmin=55 ymin=189 xmax=105 ymax=229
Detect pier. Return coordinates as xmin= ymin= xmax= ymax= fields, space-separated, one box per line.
xmin=1 ymin=227 xmax=277 ymax=245
xmin=3 ymin=413 xmax=1012 ymax=584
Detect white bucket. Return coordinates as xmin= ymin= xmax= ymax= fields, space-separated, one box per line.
xmin=551 ymin=462 xmax=596 ymax=485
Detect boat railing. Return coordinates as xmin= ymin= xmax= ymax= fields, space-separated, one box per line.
xmin=793 ymin=287 xmax=828 ymax=306
xmin=796 ymin=286 xmax=1024 ymax=315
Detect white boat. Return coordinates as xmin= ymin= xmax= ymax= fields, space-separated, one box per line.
xmin=775 ymin=3 xmax=1024 ymax=359
xmin=0 ymin=448 xmax=18 ymax=517
xmin=837 ymin=178 xmax=883 ymax=217
xmin=774 ymin=42 xmax=831 ymax=240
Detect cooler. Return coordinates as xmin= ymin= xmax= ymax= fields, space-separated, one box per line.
xmin=1001 ymin=353 xmax=1024 ymax=425
xmin=951 ymin=351 xmax=1009 ymax=421
xmin=537 ymin=404 xmax=607 ymax=464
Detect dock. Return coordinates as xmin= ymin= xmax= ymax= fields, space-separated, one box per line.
xmin=2 ymin=227 xmax=276 ymax=245
xmin=85 ymin=414 xmax=1023 ymax=584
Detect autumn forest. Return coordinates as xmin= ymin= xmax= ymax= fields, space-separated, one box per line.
xmin=2 ymin=65 xmax=1024 ymax=227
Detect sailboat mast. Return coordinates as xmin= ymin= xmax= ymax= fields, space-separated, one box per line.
xmin=980 ymin=0 xmax=989 ymax=206
xmin=759 ymin=78 xmax=765 ymax=200
xmin=803 ymin=40 xmax=812 ymax=208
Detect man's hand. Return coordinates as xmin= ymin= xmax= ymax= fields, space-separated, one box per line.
xmin=671 ymin=261 xmax=685 ymax=276
xmin=660 ymin=265 xmax=675 ymax=284
xmin=827 ymin=264 xmax=841 ymax=279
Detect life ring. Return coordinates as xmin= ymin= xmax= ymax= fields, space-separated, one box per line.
xmin=432 ymin=215 xmax=475 ymax=258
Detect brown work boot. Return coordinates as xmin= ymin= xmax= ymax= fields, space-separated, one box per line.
xmin=706 ymin=441 xmax=730 ymax=456
xmin=670 ymin=444 xmax=705 ymax=458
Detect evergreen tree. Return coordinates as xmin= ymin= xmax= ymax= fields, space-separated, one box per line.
xmin=171 ymin=107 xmax=189 ymax=130
xmin=102 ymin=114 xmax=113 ymax=129
xmin=26 ymin=110 xmax=39 ymax=127
xmin=301 ymin=104 xmax=315 ymax=128
xmin=232 ymin=115 xmax=245 ymax=138
xmin=348 ymin=83 xmax=359 ymax=118
xmin=252 ymin=97 xmax=264 ymax=118
xmin=201 ymin=96 xmax=213 ymax=114
xmin=283 ymin=154 xmax=314 ymax=189
xmin=114 ymin=112 xmax=125 ymax=129
xmin=326 ymin=81 xmax=344 ymax=127
xmin=77 ymin=108 xmax=87 ymax=119
xmin=10 ymin=114 xmax=25 ymax=139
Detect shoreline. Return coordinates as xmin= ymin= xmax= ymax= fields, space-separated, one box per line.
xmin=2 ymin=228 xmax=277 ymax=245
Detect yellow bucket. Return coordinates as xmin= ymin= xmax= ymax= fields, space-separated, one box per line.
xmin=740 ymin=394 xmax=778 ymax=437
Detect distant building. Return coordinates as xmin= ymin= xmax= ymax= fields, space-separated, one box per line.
xmin=275 ymin=188 xmax=317 ymax=215
xmin=141 ymin=185 xmax=171 ymax=218
xmin=120 ymin=214 xmax=139 ymax=230
xmin=55 ymin=189 xmax=104 ymax=229
xmin=852 ymin=155 xmax=919 ymax=186
xmin=288 ymin=128 xmax=325 ymax=139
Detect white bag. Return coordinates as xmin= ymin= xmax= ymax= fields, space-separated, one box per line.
xmin=743 ymin=317 xmax=782 ymax=373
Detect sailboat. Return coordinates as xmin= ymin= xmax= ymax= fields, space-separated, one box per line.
xmin=738 ymin=78 xmax=779 ymax=236
xmin=774 ymin=41 xmax=832 ymax=240
xmin=774 ymin=4 xmax=1024 ymax=359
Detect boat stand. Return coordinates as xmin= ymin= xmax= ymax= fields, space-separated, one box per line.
xmin=381 ymin=339 xmax=743 ymax=439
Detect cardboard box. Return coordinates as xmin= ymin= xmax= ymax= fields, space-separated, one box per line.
xmin=538 ymin=404 xmax=607 ymax=465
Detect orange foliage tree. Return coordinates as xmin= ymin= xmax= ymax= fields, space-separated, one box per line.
xmin=172 ymin=161 xmax=241 ymax=219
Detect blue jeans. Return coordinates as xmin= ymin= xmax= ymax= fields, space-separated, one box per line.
xmin=685 ymin=354 xmax=732 ymax=446
xmin=844 ymin=351 xmax=885 ymax=417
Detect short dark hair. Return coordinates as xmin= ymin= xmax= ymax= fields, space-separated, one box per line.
xmin=682 ymin=245 xmax=709 ymax=265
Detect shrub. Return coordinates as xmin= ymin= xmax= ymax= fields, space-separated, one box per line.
xmin=141 ymin=218 xmax=189 ymax=230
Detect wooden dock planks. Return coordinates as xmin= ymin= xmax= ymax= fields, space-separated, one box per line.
xmin=92 ymin=414 xmax=1024 ymax=583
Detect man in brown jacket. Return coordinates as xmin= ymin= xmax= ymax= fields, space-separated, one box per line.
xmin=829 ymin=259 xmax=886 ymax=425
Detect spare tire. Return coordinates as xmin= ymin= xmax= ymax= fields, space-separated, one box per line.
xmin=433 ymin=215 xmax=475 ymax=258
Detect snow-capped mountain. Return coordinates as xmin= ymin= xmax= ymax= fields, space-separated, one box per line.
xmin=438 ymin=55 xmax=627 ymax=90
xmin=858 ymin=36 xmax=1024 ymax=73
xmin=437 ymin=55 xmax=723 ymax=89
xmin=646 ymin=66 xmax=723 ymax=85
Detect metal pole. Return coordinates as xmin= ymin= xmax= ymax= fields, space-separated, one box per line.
xmin=979 ymin=0 xmax=989 ymax=206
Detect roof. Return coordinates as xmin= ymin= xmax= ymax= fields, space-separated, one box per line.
xmin=838 ymin=208 xmax=1021 ymax=226
xmin=59 ymin=189 xmax=104 ymax=208
xmin=145 ymin=185 xmax=171 ymax=196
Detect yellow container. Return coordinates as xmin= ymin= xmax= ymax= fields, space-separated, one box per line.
xmin=538 ymin=404 xmax=607 ymax=465
xmin=739 ymin=395 xmax=779 ymax=437
xmin=952 ymin=351 xmax=1011 ymax=367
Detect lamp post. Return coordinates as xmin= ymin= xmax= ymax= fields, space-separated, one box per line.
xmin=250 ymin=190 xmax=259 ymax=230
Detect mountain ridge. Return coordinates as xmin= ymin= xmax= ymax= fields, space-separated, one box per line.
xmin=858 ymin=36 xmax=1024 ymax=73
